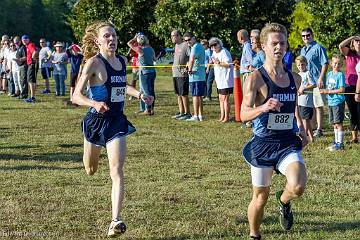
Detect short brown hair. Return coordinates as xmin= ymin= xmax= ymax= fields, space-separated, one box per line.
xmin=260 ymin=23 xmax=287 ymax=45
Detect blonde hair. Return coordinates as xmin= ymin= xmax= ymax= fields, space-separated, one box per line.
xmin=82 ymin=20 xmax=115 ymax=61
xmin=260 ymin=23 xmax=287 ymax=45
xmin=295 ymin=55 xmax=308 ymax=65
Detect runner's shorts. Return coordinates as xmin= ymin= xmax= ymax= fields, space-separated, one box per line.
xmin=82 ymin=111 xmax=136 ymax=147
xmin=242 ymin=134 xmax=302 ymax=171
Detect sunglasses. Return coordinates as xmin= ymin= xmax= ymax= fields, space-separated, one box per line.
xmin=40 ymin=42 xmax=45 ymax=43
xmin=209 ymin=43 xmax=218 ymax=48
xmin=184 ymin=39 xmax=191 ymax=42
xmin=302 ymin=34 xmax=311 ymax=38
xmin=10 ymin=45 xmax=15 ymax=47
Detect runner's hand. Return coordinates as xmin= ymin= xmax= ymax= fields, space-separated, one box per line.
xmin=261 ymin=98 xmax=283 ymax=113
xmin=94 ymin=101 xmax=109 ymax=114
xmin=141 ymin=95 xmax=154 ymax=105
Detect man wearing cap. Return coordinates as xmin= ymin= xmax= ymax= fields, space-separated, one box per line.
xmin=66 ymin=43 xmax=83 ymax=103
xmin=22 ymin=35 xmax=37 ymax=103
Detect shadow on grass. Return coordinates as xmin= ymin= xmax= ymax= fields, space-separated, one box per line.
xmin=0 ymin=165 xmax=82 ymax=171
xmin=0 ymin=152 xmax=82 ymax=162
xmin=154 ymin=230 xmax=239 ymax=240
xmin=58 ymin=143 xmax=83 ymax=148
xmin=262 ymin=212 xmax=360 ymax=234
xmin=0 ymin=144 xmax=40 ymax=150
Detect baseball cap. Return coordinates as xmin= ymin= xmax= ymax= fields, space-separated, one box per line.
xmin=21 ymin=35 xmax=29 ymax=40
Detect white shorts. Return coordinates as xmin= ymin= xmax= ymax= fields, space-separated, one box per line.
xmin=312 ymin=87 xmax=326 ymax=108
xmin=250 ymin=152 xmax=305 ymax=187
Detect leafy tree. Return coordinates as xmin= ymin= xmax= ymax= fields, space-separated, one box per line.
xmin=150 ymin=0 xmax=296 ymax=56
xmin=67 ymin=0 xmax=157 ymax=54
xmin=303 ymin=0 xmax=360 ymax=53
xmin=288 ymin=1 xmax=314 ymax=50
xmin=0 ymin=0 xmax=74 ymax=43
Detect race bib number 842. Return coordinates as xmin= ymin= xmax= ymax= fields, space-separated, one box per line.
xmin=111 ymin=87 xmax=126 ymax=102
xmin=267 ymin=113 xmax=294 ymax=130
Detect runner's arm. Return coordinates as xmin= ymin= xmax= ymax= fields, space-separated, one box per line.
xmin=72 ymin=57 xmax=109 ymax=113
xmin=240 ymin=71 xmax=283 ymax=122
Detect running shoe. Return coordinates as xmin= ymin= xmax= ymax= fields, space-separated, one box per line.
xmin=24 ymin=97 xmax=36 ymax=103
xmin=41 ymin=89 xmax=51 ymax=94
xmin=186 ymin=116 xmax=199 ymax=122
xmin=276 ymin=190 xmax=293 ymax=230
xmin=107 ymin=219 xmax=126 ymax=237
xmin=328 ymin=143 xmax=344 ymax=152
xmin=313 ymin=129 xmax=324 ymax=138
xmin=172 ymin=112 xmax=183 ymax=119
xmin=250 ymin=235 xmax=261 ymax=240
xmin=177 ymin=113 xmax=192 ymax=120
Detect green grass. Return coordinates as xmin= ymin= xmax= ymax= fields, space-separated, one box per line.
xmin=0 ymin=69 xmax=359 ymax=239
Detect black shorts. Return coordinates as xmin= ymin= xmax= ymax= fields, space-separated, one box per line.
xmin=41 ymin=67 xmax=51 ymax=79
xmin=217 ymin=87 xmax=233 ymax=95
xmin=329 ymin=102 xmax=345 ymax=124
xmin=27 ymin=63 xmax=36 ymax=83
xmin=299 ymin=106 xmax=313 ymax=120
xmin=173 ymin=77 xmax=189 ymax=96
xmin=70 ymin=72 xmax=79 ymax=88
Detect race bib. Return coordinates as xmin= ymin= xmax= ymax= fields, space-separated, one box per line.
xmin=267 ymin=113 xmax=294 ymax=130
xmin=111 ymin=87 xmax=126 ymax=102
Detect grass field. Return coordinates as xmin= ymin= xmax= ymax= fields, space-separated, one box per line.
xmin=0 ymin=69 xmax=359 ymax=239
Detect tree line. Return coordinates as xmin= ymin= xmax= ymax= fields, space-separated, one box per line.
xmin=1 ymin=0 xmax=359 ymax=55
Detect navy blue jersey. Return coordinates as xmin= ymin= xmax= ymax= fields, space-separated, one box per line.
xmin=252 ymin=66 xmax=298 ymax=138
xmin=88 ymin=54 xmax=127 ymax=117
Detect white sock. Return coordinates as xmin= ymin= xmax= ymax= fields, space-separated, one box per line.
xmin=338 ymin=131 xmax=344 ymax=144
xmin=334 ymin=129 xmax=338 ymax=143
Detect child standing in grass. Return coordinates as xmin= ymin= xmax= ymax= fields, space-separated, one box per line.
xmin=296 ymin=56 xmax=316 ymax=142
xmin=320 ymin=55 xmax=346 ymax=151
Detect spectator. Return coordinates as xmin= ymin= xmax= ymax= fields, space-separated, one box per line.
xmin=13 ymin=36 xmax=27 ymax=99
xmin=127 ymin=46 xmax=139 ymax=101
xmin=170 ymin=30 xmax=191 ymax=120
xmin=300 ymin=27 xmax=329 ymax=137
xmin=8 ymin=42 xmax=20 ymax=97
xmin=296 ymin=56 xmax=316 ymax=142
xmin=39 ymin=38 xmax=52 ymax=94
xmin=201 ymin=39 xmax=215 ymax=101
xmin=339 ymin=35 xmax=360 ymax=143
xmin=249 ymin=36 xmax=265 ymax=71
xmin=22 ymin=35 xmax=37 ymax=103
xmin=66 ymin=43 xmax=84 ymax=102
xmin=184 ymin=32 xmax=206 ymax=122
xmin=209 ymin=37 xmax=234 ymax=123
xmin=250 ymin=29 xmax=260 ymax=42
xmin=51 ymin=42 xmax=68 ymax=96
xmin=127 ymin=33 xmax=156 ymax=115
xmin=320 ymin=55 xmax=346 ymax=151
xmin=283 ymin=41 xmax=294 ymax=71
xmin=0 ymin=36 xmax=10 ymax=94
xmin=237 ymin=29 xmax=252 ymax=85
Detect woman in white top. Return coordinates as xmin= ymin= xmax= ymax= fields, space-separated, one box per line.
xmin=8 ymin=43 xmax=20 ymax=96
xmin=208 ymin=37 xmax=234 ymax=122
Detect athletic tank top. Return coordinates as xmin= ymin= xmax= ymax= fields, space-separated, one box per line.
xmin=88 ymin=54 xmax=127 ymax=117
xmin=252 ymin=66 xmax=298 ymax=138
